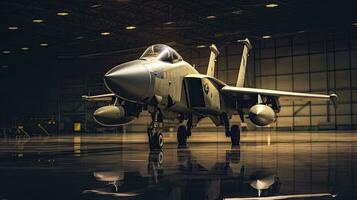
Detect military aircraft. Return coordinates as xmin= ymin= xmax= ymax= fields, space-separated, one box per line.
xmin=82 ymin=38 xmax=338 ymax=149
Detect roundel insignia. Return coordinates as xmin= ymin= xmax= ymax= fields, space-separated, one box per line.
xmin=203 ymin=83 xmax=209 ymax=94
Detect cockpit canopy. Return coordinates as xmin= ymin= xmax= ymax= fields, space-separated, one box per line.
xmin=140 ymin=44 xmax=183 ymax=63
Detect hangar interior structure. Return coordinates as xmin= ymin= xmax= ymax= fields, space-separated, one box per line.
xmin=1 ymin=0 xmax=357 ymax=135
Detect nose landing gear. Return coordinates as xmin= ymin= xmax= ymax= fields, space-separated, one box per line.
xmin=148 ymin=110 xmax=163 ymax=150
xmin=148 ymin=128 xmax=163 ymax=150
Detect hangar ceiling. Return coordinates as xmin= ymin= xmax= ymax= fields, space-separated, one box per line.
xmin=0 ymin=0 xmax=356 ymax=59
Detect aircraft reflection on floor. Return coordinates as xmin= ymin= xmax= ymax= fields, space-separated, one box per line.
xmin=0 ymin=133 xmax=345 ymax=200
xmin=83 ymin=146 xmax=284 ymax=199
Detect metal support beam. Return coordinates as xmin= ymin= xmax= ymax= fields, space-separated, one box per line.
xmin=293 ymin=101 xmax=311 ymax=116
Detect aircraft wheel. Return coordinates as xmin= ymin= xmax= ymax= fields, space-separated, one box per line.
xmin=177 ymin=125 xmax=188 ymax=146
xmin=230 ymin=125 xmax=240 ymax=145
xmin=149 ymin=130 xmax=163 ymax=150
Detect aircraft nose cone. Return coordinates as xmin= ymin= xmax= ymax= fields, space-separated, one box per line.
xmin=104 ymin=62 xmax=151 ymax=101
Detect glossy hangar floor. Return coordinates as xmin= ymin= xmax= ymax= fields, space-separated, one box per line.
xmin=0 ymin=131 xmax=356 ymax=200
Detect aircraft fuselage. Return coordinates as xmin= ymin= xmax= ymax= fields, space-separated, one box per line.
xmin=104 ymin=57 xmax=230 ymax=123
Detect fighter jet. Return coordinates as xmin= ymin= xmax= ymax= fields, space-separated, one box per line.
xmin=82 ymin=38 xmax=338 ymax=149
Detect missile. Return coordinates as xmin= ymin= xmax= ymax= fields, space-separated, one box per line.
xmin=94 ymin=105 xmax=136 ymax=126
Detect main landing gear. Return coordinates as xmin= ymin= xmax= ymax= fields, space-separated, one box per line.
xmin=177 ymin=117 xmax=192 ymax=147
xmin=223 ymin=113 xmax=241 ymax=145
xmin=177 ymin=125 xmax=189 ymax=146
xmin=230 ymin=125 xmax=241 ymax=145
xmin=148 ymin=111 xmax=163 ymax=150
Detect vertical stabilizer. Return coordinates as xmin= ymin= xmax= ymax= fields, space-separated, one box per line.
xmin=236 ymin=38 xmax=252 ymax=87
xmin=206 ymin=44 xmax=220 ymax=77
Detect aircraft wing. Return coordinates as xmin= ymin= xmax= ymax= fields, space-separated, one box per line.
xmin=81 ymin=93 xmax=116 ymax=102
xmin=221 ymin=86 xmax=338 ymax=106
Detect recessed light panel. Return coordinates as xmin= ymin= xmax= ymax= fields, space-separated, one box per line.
xmin=196 ymin=45 xmax=206 ymax=48
xmin=8 ymin=26 xmax=18 ymax=30
xmin=164 ymin=21 xmax=174 ymax=25
xmin=100 ymin=32 xmax=111 ymax=36
xmin=33 ymin=19 xmax=44 ymax=23
xmin=205 ymin=15 xmax=217 ymax=19
xmin=125 ymin=26 xmax=136 ymax=30
xmin=266 ymin=3 xmax=279 ymax=8
xmin=57 ymin=12 xmax=69 ymax=16
xmin=262 ymin=35 xmax=272 ymax=39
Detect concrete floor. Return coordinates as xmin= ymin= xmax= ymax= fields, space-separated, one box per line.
xmin=0 ymin=131 xmax=356 ymax=200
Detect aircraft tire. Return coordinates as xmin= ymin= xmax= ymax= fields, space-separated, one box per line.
xmin=230 ymin=125 xmax=240 ymax=145
xmin=149 ymin=131 xmax=163 ymax=150
xmin=177 ymin=125 xmax=187 ymax=146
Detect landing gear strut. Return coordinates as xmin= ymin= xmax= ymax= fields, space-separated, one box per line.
xmin=177 ymin=116 xmax=192 ymax=147
xmin=230 ymin=125 xmax=241 ymax=145
xmin=177 ymin=125 xmax=188 ymax=146
xmin=222 ymin=113 xmax=241 ymax=145
xmin=148 ymin=111 xmax=163 ymax=150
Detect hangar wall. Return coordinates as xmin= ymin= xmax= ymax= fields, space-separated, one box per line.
xmin=188 ymin=33 xmax=357 ymax=130
xmin=255 ymin=33 xmax=356 ymax=130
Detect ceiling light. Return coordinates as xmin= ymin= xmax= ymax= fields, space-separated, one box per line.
xmin=21 ymin=47 xmax=29 ymax=51
xmin=90 ymin=4 xmax=102 ymax=8
xmin=2 ymin=50 xmax=11 ymax=54
xmin=57 ymin=12 xmax=69 ymax=16
xmin=40 ymin=43 xmax=48 ymax=47
xmin=100 ymin=32 xmax=111 ymax=36
xmin=8 ymin=26 xmax=18 ymax=30
xmin=298 ymin=30 xmax=305 ymax=33
xmin=76 ymin=36 xmax=84 ymax=39
xmin=262 ymin=35 xmax=272 ymax=39
xmin=125 ymin=26 xmax=136 ymax=30
xmin=1 ymin=65 xmax=9 ymax=69
xmin=196 ymin=45 xmax=206 ymax=48
xmin=232 ymin=10 xmax=244 ymax=15
xmin=205 ymin=15 xmax=217 ymax=19
xmin=266 ymin=3 xmax=279 ymax=8
xmin=353 ymin=22 xmax=357 ymax=26
xmin=164 ymin=21 xmax=174 ymax=25
xmin=33 ymin=19 xmax=44 ymax=23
